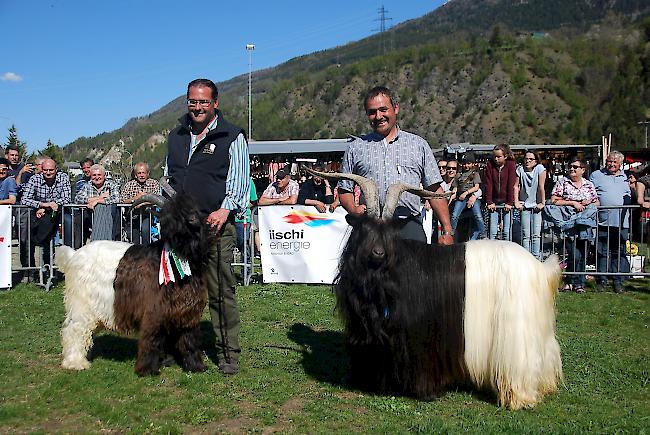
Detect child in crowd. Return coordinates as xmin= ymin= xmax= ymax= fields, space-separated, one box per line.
xmin=450 ymin=153 xmax=485 ymax=240
xmin=484 ymin=144 xmax=516 ymax=240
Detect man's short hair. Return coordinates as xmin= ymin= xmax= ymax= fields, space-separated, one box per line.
xmin=89 ymin=164 xmax=105 ymax=174
xmin=187 ymin=78 xmax=219 ymax=100
xmin=80 ymin=157 xmax=94 ymax=166
xmin=364 ymin=86 xmax=398 ymax=110
xmin=134 ymin=161 xmax=149 ymax=172
xmin=608 ymin=150 xmax=625 ymax=163
xmin=5 ymin=144 xmax=20 ymax=154
xmin=0 ymin=158 xmax=9 ymax=166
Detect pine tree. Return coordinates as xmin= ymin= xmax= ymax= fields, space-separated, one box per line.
xmin=4 ymin=124 xmax=27 ymax=156
xmin=42 ymin=139 xmax=65 ymax=168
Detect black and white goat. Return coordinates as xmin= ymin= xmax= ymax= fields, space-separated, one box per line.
xmin=56 ymin=191 xmax=213 ymax=376
xmin=307 ymin=168 xmax=563 ymax=410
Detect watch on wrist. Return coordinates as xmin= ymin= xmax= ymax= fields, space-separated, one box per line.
xmin=440 ymin=229 xmax=455 ymax=236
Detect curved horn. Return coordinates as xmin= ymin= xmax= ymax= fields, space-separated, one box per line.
xmin=133 ymin=193 xmax=166 ymax=209
xmin=382 ymin=183 xmax=452 ymax=219
xmin=302 ymin=166 xmax=379 ymax=218
xmin=159 ymin=176 xmax=176 ymax=197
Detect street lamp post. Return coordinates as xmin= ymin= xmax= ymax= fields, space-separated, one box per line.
xmin=638 ymin=121 xmax=650 ymax=148
xmin=246 ymin=43 xmax=255 ymax=141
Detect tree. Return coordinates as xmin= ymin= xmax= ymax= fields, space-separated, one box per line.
xmin=42 ymin=139 xmax=65 ymax=168
xmin=4 ymin=124 xmax=27 ymax=156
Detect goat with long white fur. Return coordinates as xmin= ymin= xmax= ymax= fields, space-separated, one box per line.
xmin=307 ymin=167 xmax=563 ymax=410
xmin=57 ymin=191 xmax=213 ymax=376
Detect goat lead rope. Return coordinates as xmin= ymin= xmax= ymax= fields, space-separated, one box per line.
xmin=216 ymin=236 xmax=232 ymax=365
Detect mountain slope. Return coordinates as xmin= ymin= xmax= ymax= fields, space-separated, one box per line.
xmin=63 ymin=0 xmax=650 ymax=177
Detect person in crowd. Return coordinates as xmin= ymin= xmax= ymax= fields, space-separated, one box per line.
xmin=590 ymin=151 xmax=631 ymax=293
xmin=298 ymin=164 xmax=333 ymax=212
xmin=120 ymin=162 xmax=161 ymax=244
xmin=20 ymin=158 xmax=71 ymax=268
xmin=637 ymin=167 xmax=650 ymax=209
xmin=235 ymin=177 xmax=258 ymax=260
xmin=258 ymin=170 xmax=299 ymax=206
xmin=338 ymin=86 xmax=453 ymax=244
xmin=450 ymin=153 xmax=485 ymax=240
xmin=547 ymin=157 xmax=599 ymax=293
xmin=437 ymin=159 xmax=449 ymax=192
xmin=75 ymin=158 xmax=94 ymax=197
xmin=484 ymin=143 xmax=516 ymax=240
xmin=74 ymin=164 xmax=121 ymax=242
xmin=514 ymin=151 xmax=547 ymax=259
xmin=64 ymin=157 xmax=95 ymax=248
xmin=6 ymin=144 xmax=32 ymax=188
xmin=444 ymin=160 xmax=458 ymax=199
xmin=0 ymin=158 xmax=17 ymax=204
xmin=636 ymin=167 xmax=650 ymax=245
xmin=166 ymin=78 xmax=250 ymax=375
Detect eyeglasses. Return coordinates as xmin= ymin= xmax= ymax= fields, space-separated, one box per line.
xmin=438 ymin=165 xmax=447 ymax=169
xmin=447 ymin=167 xmax=457 ymax=171
xmin=0 ymin=169 xmax=6 ymax=173
xmin=186 ymin=99 xmax=213 ymax=107
xmin=569 ymin=164 xmax=583 ymax=170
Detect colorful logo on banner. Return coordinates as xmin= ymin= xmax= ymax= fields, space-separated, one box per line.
xmin=282 ymin=211 xmax=335 ymax=227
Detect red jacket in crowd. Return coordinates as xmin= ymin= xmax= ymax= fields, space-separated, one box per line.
xmin=483 ymin=159 xmax=516 ymax=205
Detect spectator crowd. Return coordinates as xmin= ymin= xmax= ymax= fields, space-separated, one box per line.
xmin=2 ymin=134 xmax=647 ymax=292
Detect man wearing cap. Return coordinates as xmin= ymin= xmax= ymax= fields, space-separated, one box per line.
xmin=338 ymin=86 xmax=453 ymax=244
xmin=258 ymin=170 xmax=299 ymax=206
xmin=165 ymin=78 xmax=250 ymax=375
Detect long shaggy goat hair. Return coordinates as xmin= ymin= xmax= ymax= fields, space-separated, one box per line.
xmin=337 ymin=213 xmax=563 ymax=410
xmin=56 ymin=193 xmax=214 ymax=376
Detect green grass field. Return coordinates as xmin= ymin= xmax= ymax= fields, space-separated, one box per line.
xmin=0 ymin=280 xmax=648 ymax=433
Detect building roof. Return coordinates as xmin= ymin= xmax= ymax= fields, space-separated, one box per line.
xmin=249 ymin=138 xmax=352 ymax=155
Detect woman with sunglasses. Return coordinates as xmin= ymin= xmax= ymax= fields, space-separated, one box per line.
xmin=514 ymin=151 xmax=546 ymax=259
xmin=549 ymin=158 xmax=599 ymax=292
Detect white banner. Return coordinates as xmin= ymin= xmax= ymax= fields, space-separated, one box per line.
xmin=0 ymin=206 xmax=12 ymax=287
xmin=258 ymin=205 xmax=350 ymax=283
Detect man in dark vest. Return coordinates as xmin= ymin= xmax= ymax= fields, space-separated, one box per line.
xmin=166 ymin=78 xmax=250 ymax=375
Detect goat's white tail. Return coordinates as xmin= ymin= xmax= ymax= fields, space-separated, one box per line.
xmin=55 ymin=246 xmax=76 ymax=274
xmin=543 ymin=254 xmax=562 ymax=300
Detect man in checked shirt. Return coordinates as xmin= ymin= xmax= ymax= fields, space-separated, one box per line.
xmin=338 ymin=86 xmax=454 ymax=244
xmin=20 ymin=158 xmax=71 ymax=268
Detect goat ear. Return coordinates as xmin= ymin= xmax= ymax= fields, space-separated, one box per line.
xmin=345 ymin=213 xmax=363 ymax=228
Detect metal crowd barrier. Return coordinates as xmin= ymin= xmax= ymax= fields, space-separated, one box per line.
xmin=10 ymin=204 xmax=158 ymax=291
xmin=481 ymin=204 xmax=648 ymax=278
xmin=11 ymin=202 xmax=647 ymax=291
xmin=10 ymin=203 xmax=258 ymax=290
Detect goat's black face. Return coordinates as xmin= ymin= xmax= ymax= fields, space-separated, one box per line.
xmin=345 ymin=214 xmax=399 ymax=269
xmin=159 ymin=195 xmax=213 ymax=265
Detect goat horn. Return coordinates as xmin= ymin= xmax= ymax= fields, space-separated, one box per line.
xmin=133 ymin=194 xmax=166 ymax=209
xmin=159 ymin=176 xmax=177 ymax=197
xmin=302 ymin=166 xmax=380 ymax=218
xmin=382 ymin=183 xmax=452 ymax=220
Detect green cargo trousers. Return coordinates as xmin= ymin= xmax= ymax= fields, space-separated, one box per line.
xmin=206 ymin=220 xmax=240 ymax=365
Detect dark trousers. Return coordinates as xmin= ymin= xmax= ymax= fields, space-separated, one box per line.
xmin=20 ymin=210 xmax=58 ymax=268
xmin=63 ymin=208 xmax=91 ymax=249
xmin=566 ymin=237 xmax=588 ymax=286
xmin=596 ymin=226 xmax=630 ymax=286
xmin=207 ymin=220 xmax=239 ymax=364
xmin=128 ymin=212 xmax=152 ymax=244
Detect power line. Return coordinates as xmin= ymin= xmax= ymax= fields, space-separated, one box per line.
xmin=373 ymin=5 xmax=393 ymax=55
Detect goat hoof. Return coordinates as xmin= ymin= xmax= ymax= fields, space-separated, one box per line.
xmin=62 ymin=358 xmax=91 ymax=370
xmin=135 ymin=366 xmax=161 ymax=377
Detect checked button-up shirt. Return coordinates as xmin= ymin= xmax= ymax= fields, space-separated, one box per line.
xmin=20 ymin=171 xmax=71 ymax=209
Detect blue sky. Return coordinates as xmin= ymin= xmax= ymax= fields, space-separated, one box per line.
xmin=0 ymin=0 xmax=445 ymax=154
